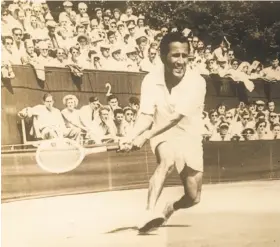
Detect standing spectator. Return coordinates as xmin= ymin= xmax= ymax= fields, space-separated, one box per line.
xmin=127 ymin=22 xmax=137 ymax=46
xmin=100 ymin=43 xmax=112 ymax=68
xmin=26 ymin=15 xmax=48 ymax=40
xmin=77 ymin=34 xmax=89 ymax=59
xmin=94 ymin=7 xmax=104 ymax=29
xmin=46 ymin=20 xmax=61 ymax=50
xmin=261 ymin=55 xmax=280 ymax=81
xmin=136 ymin=32 xmax=149 ymax=59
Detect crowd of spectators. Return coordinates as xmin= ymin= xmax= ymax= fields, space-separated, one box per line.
xmin=2 ymin=0 xmax=280 ymax=84
xmin=18 ymin=93 xmax=280 ymax=144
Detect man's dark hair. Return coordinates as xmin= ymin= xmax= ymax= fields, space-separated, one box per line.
xmin=12 ymin=27 xmax=22 ymax=34
xmin=89 ymin=96 xmax=99 ymax=103
xmin=159 ymin=31 xmax=188 ymax=64
xmin=2 ymin=36 xmax=13 ymax=45
xmin=107 ymin=94 xmax=118 ymax=102
xmin=107 ymin=30 xmax=115 ymax=38
xmin=114 ymin=108 xmax=124 ymax=117
xmin=255 ymin=119 xmax=267 ymax=129
xmin=43 ymin=93 xmax=53 ymax=101
xmin=129 ymin=96 xmax=140 ymax=105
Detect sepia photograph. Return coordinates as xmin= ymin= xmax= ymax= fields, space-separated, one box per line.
xmin=1 ymin=0 xmax=280 ymax=246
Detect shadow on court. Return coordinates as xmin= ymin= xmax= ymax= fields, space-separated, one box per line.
xmin=105 ymin=224 xmax=191 ymax=234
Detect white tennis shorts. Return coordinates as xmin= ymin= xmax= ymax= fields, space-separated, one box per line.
xmin=150 ymin=133 xmax=204 ymax=173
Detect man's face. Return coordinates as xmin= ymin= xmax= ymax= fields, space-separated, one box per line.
xmin=18 ymin=11 xmax=25 ymax=21
xmin=249 ymin=104 xmax=256 ymax=112
xmin=273 ymin=126 xmax=280 ymax=136
xmin=161 ymin=28 xmax=168 ymax=36
xmin=125 ymin=110 xmax=134 ymax=123
xmin=197 ymin=41 xmax=204 ymax=49
xmin=128 ymin=52 xmax=137 ymax=61
xmin=126 ymin=8 xmax=132 ymax=16
xmin=5 ymin=38 xmax=13 ymax=52
xmin=269 ymin=113 xmax=279 ymax=124
xmin=257 ymin=122 xmax=266 ymax=133
xmin=218 ymin=105 xmax=226 ymax=115
xmin=13 ymin=29 xmax=23 ymax=42
xmin=66 ymin=99 xmax=75 ymax=110
xmin=105 ymin=9 xmax=112 ymax=17
xmin=112 ymin=51 xmax=121 ymax=61
xmin=232 ymin=61 xmax=239 ymax=70
xmin=241 ymin=114 xmax=250 ymax=125
xmin=110 ymin=23 xmax=117 ymax=32
xmin=225 ymin=113 xmax=233 ymax=123
xmin=149 ymin=48 xmax=157 ymax=62
xmin=108 ymin=34 xmax=115 ymax=44
xmin=71 ymin=48 xmax=79 ymax=58
xmin=128 ymin=27 xmax=135 ymax=35
xmin=79 ymin=7 xmax=87 ymax=14
xmin=114 ymin=11 xmax=120 ymax=19
xmin=104 ymin=17 xmax=110 ymax=25
xmin=257 ymin=105 xmax=264 ymax=112
xmin=77 ymin=27 xmax=85 ymax=35
xmin=130 ymin=103 xmax=139 ymax=112
xmin=26 ymin=44 xmax=34 ymax=54
xmin=101 ymin=48 xmax=110 ymax=58
xmin=90 ymin=100 xmax=100 ymax=110
xmin=268 ymin=102 xmax=275 ymax=112
xmin=109 ymin=98 xmax=118 ymax=109
xmin=220 ymin=127 xmax=228 ymax=136
xmin=118 ymin=24 xmax=124 ymax=32
xmin=57 ymin=49 xmax=65 ymax=60
xmin=64 ymin=6 xmax=72 ymax=14
xmin=100 ymin=110 xmax=109 ymax=122
xmin=115 ymin=113 xmax=124 ymax=124
xmin=79 ymin=38 xmax=87 ymax=47
xmin=40 ymin=47 xmax=49 ymax=57
xmin=210 ymin=111 xmax=219 ymax=124
xmin=271 ymin=59 xmax=279 ymax=68
xmin=165 ymin=42 xmax=188 ymax=81
xmin=228 ymin=51 xmax=234 ymax=60
xmin=192 ymin=38 xmax=199 ymax=48
xmin=244 ymin=130 xmax=255 ymax=140
xmin=44 ymin=96 xmax=54 ymax=110
xmin=138 ymin=19 xmax=144 ymax=27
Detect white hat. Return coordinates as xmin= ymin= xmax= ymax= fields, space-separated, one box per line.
xmin=100 ymin=43 xmax=111 ymax=50
xmin=182 ymin=28 xmax=192 ymax=37
xmin=78 ymin=2 xmax=87 ymax=9
xmin=125 ymin=45 xmax=137 ymax=54
xmin=63 ymin=1 xmax=73 ymax=7
xmin=111 ymin=46 xmax=121 ymax=55
xmin=46 ymin=20 xmax=57 ymax=28
xmin=63 ymin=94 xmax=79 ymax=107
xmin=256 ymin=100 xmax=265 ymax=105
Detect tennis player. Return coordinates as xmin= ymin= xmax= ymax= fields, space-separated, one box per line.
xmin=120 ymin=31 xmax=206 ymax=233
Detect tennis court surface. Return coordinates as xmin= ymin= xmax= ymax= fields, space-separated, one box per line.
xmin=2 ymin=180 xmax=280 ymax=247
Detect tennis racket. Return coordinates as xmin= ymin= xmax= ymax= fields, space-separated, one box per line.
xmin=35 ymin=138 xmax=119 ymax=174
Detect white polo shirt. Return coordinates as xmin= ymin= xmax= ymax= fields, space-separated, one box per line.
xmin=140 ymin=64 xmax=206 ymax=172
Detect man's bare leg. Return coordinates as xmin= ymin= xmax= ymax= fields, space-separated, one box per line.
xmin=163 ymin=166 xmax=203 ymax=221
xmin=146 ymin=142 xmax=175 ymax=211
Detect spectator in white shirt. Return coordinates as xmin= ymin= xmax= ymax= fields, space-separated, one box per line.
xmin=21 ymin=39 xmax=38 ymax=65
xmin=232 ymin=110 xmax=255 ymax=137
xmin=18 ymin=93 xmax=66 ymax=140
xmin=261 ymin=56 xmax=280 ymax=81
xmin=52 ymin=48 xmax=68 ymax=67
xmin=113 ymin=8 xmax=121 ymax=22
xmin=210 ymin=122 xmax=232 ymax=141
xmin=123 ymin=107 xmax=135 ymax=136
xmin=205 ymin=109 xmax=220 ymax=137
xmin=12 ymin=27 xmax=26 ymax=60
xmin=255 ymin=120 xmax=273 ymax=140
xmin=271 ymin=123 xmax=280 ymax=139
xmin=59 ymin=1 xmax=74 ymax=26
xmin=139 ymin=46 xmax=158 ymax=72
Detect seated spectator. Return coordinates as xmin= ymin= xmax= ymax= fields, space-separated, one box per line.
xmin=139 ymin=46 xmax=158 ymax=72
xmin=37 ymin=40 xmax=54 ymax=66
xmin=230 ymin=59 xmax=239 ymax=70
xmin=271 ymin=123 xmax=280 ymax=139
xmin=92 ymin=106 xmax=117 ymax=143
xmin=255 ymin=100 xmax=266 ymax=114
xmin=136 ymin=32 xmax=149 ymax=59
xmin=2 ymin=36 xmax=21 ymax=65
xmin=261 ymin=55 xmax=280 ymax=81
xmin=61 ymin=95 xmax=83 ymax=141
xmin=267 ymin=101 xmax=276 ymax=114
xmin=107 ymin=94 xmax=121 ymax=118
xmin=12 ymin=27 xmax=27 ymax=61
xmin=86 ymin=51 xmax=102 ymax=70
xmin=216 ymin=103 xmax=227 ymax=121
xmin=52 ymin=48 xmax=68 ymax=67
xmin=247 ymin=101 xmax=257 ymax=121
xmin=76 ymin=2 xmax=88 ymax=25
xmin=68 ymin=46 xmax=81 ymax=65
xmin=241 ymin=128 xmax=257 ymax=141
xmin=123 ymin=107 xmax=135 ymax=135
xmin=107 ymin=30 xmax=117 ymax=46
xmin=205 ymin=109 xmax=220 ymax=136
xmin=21 ymin=39 xmax=38 ymax=65
xmin=109 ymin=46 xmax=127 ymax=71
xmin=59 ymin=1 xmax=74 ymax=26
xmin=255 ymin=120 xmax=273 ymax=140
xmin=268 ymin=112 xmax=279 ymax=129
xmin=113 ymin=8 xmax=121 ymax=22
xmin=26 ymin=15 xmax=48 ymax=40
xmin=210 ymin=122 xmax=232 ymax=141
xmin=232 ymin=110 xmax=255 ymax=137
xmin=77 ymin=34 xmax=90 ymax=59
xmin=79 ymin=96 xmax=101 ymax=130
xmin=99 ymin=43 xmax=112 ymax=67
xmin=125 ymin=45 xmax=139 ymax=72
xmin=18 ymin=93 xmax=67 ymax=140
xmin=113 ymin=108 xmax=125 ymax=137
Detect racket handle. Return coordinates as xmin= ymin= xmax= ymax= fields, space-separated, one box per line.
xmin=106 ymin=143 xmax=120 ymax=151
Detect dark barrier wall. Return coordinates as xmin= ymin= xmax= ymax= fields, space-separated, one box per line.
xmin=2 ymin=66 xmax=280 ymax=145
xmin=2 ymin=141 xmax=280 ymax=202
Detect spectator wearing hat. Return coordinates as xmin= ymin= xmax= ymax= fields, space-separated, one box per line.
xmin=268 ymin=112 xmax=280 ymax=129
xmin=61 ymin=95 xmax=83 ymax=141
xmin=139 ymin=46 xmax=158 ymax=72
xmin=89 ymin=35 xmax=103 ymax=50
xmin=46 ymin=20 xmax=61 ymax=50
xmin=135 ymin=32 xmax=149 ymax=59
xmin=113 ymin=8 xmax=121 ymax=22
xmin=255 ymin=100 xmax=266 ymax=114
xmin=210 ymin=122 xmax=232 ymax=141
xmin=77 ymin=34 xmax=90 ymax=60
xmin=100 ymin=43 xmax=113 ymax=68
xmin=126 ymin=22 xmax=137 ymax=46
xmin=271 ymin=123 xmax=280 ymax=139
xmin=109 ymin=46 xmax=127 ymax=71
xmin=241 ymin=128 xmax=256 ymax=141
xmin=261 ymin=55 xmax=280 ymax=81
xmin=137 ymin=15 xmax=145 ymax=31
xmin=76 ymin=2 xmax=88 ymax=25
xmin=59 ymin=1 xmax=74 ymax=26
xmin=26 ymin=15 xmax=48 ymax=40
xmin=36 ymin=40 xmax=53 ymax=66
xmin=116 ymin=21 xmax=127 ymax=41
xmin=125 ymin=45 xmax=140 ymax=72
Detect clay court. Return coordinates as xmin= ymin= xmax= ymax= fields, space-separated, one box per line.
xmin=2 ymin=180 xmax=280 ymax=247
